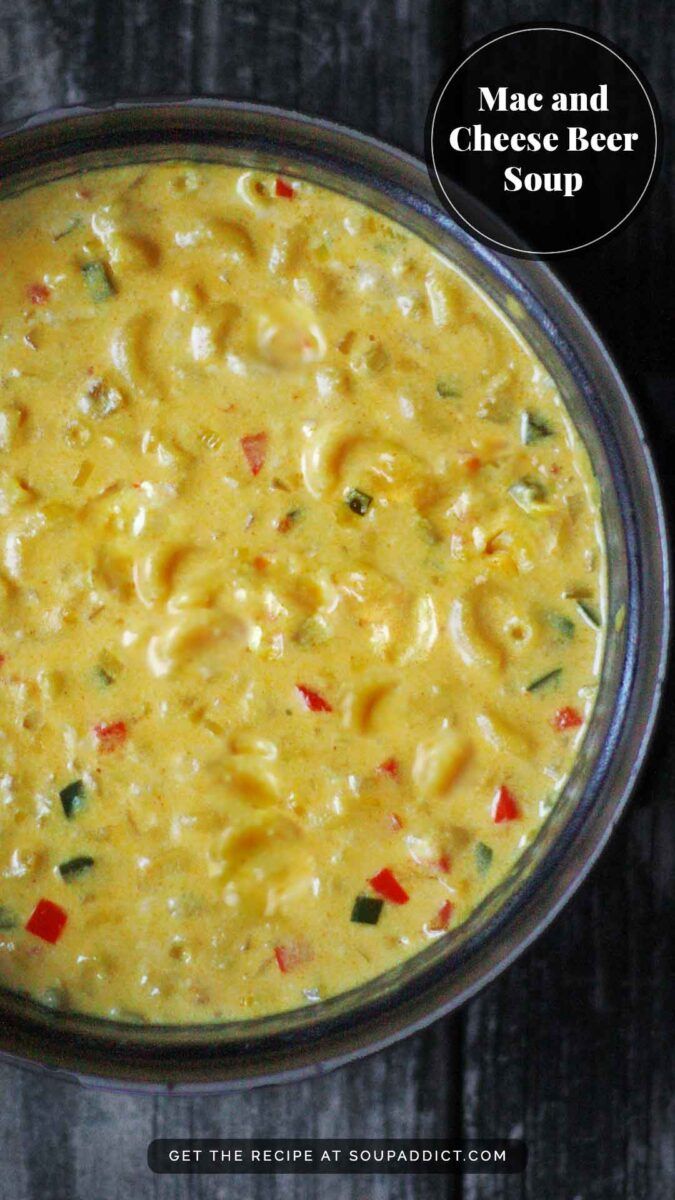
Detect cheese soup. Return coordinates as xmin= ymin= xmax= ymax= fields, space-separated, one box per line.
xmin=0 ymin=164 xmax=604 ymax=1021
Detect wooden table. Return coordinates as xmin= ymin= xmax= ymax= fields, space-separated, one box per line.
xmin=0 ymin=3 xmax=672 ymax=1197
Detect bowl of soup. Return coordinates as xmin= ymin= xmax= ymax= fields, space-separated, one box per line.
xmin=0 ymin=100 xmax=668 ymax=1089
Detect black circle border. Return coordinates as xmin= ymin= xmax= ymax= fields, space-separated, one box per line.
xmin=424 ymin=22 xmax=664 ymax=258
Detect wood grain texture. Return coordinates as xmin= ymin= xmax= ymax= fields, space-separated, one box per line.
xmin=0 ymin=2 xmax=672 ymax=1199
xmin=0 ymin=1024 xmax=459 ymax=1200
xmin=458 ymin=8 xmax=675 ymax=1199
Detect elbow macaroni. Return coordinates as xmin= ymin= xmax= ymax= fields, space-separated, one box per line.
xmin=0 ymin=163 xmax=604 ymax=1022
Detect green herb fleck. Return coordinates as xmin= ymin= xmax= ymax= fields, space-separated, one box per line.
xmin=526 ymin=667 xmax=563 ymax=694
xmin=54 ymin=217 xmax=82 ymax=242
xmin=96 ymin=649 xmax=122 ymax=684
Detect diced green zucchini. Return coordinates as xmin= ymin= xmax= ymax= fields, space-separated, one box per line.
xmin=577 ymin=600 xmax=601 ymax=629
xmin=526 ymin=667 xmax=563 ymax=693
xmin=475 ymin=842 xmax=493 ymax=874
xmin=59 ymin=780 xmax=86 ymax=819
xmin=0 ymin=905 xmax=18 ymax=930
xmin=436 ymin=377 xmax=461 ymax=399
xmin=546 ymin=612 xmax=575 ymax=640
xmin=509 ymin=476 xmax=547 ymax=513
xmin=345 ymin=487 xmax=373 ymax=516
xmin=521 ymin=410 xmax=553 ymax=444
xmin=93 ymin=666 xmax=114 ymax=688
xmin=351 ymin=895 xmax=384 ymax=925
xmin=81 ymin=261 xmax=115 ymax=302
xmin=58 ymin=855 xmax=95 ymax=881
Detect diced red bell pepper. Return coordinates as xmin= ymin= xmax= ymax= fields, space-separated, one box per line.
xmin=275 ymin=177 xmax=295 ymax=199
xmin=94 ymin=720 xmax=128 ymax=752
xmin=241 ymin=433 xmax=267 ymax=476
xmin=27 ymin=283 xmax=51 ymax=305
xmin=388 ymin=812 xmax=403 ymax=831
xmin=491 ymin=785 xmax=519 ymax=823
xmin=25 ymin=899 xmax=67 ymax=944
xmin=369 ymin=867 xmax=409 ymax=905
xmin=274 ymin=941 xmax=312 ymax=973
xmin=429 ymin=900 xmax=454 ymax=932
xmin=552 ymin=706 xmax=583 ymax=732
xmin=377 ymin=757 xmax=399 ymax=780
xmin=296 ymin=684 xmax=332 ymax=713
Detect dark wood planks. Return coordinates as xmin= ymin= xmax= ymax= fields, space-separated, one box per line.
xmin=0 ymin=4 xmax=460 ymax=1200
xmin=0 ymin=1019 xmax=457 ymax=1200
xmin=0 ymin=2 xmax=673 ymax=1199
xmin=457 ymin=4 xmax=675 ymax=1198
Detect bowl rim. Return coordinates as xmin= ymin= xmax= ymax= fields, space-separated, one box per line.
xmin=0 ymin=96 xmax=670 ymax=1092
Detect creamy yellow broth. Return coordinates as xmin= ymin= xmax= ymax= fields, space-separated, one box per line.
xmin=0 ymin=163 xmax=604 ymax=1022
